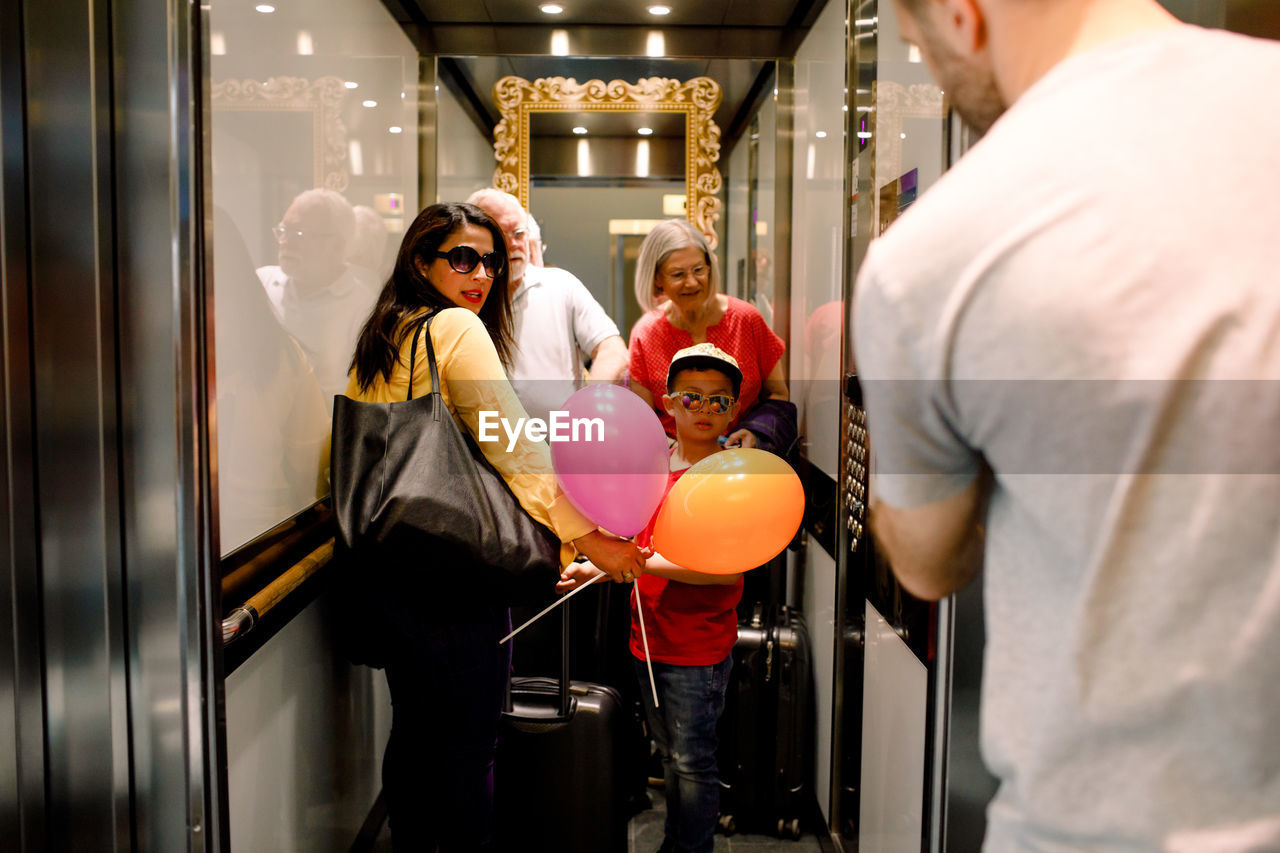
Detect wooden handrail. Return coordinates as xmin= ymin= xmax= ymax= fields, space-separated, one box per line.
xmin=222 ymin=538 xmax=335 ymax=646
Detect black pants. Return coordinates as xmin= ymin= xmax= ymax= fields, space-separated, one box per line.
xmin=382 ymin=606 xmax=511 ymax=852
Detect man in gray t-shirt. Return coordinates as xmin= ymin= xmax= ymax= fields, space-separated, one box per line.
xmin=855 ymin=2 xmax=1280 ymax=851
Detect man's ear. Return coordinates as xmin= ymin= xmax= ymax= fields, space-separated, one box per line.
xmin=661 ymin=393 xmax=678 ymax=416
xmin=939 ymin=0 xmax=988 ymax=54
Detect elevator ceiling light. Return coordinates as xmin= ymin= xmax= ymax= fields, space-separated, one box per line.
xmin=255 ymin=4 xmax=275 ymax=12
xmin=815 ymin=131 xmax=827 ymax=138
xmin=637 ymin=127 xmax=654 ymax=136
xmin=647 ymin=4 xmax=671 ymax=14
xmin=389 ymin=126 xmax=403 ymax=134
xmin=362 ymin=99 xmax=378 ymax=108
xmin=540 ymin=3 xmax=564 ymax=13
xmin=345 ymin=81 xmax=359 ymax=89
xmin=572 ymin=126 xmax=588 ymax=135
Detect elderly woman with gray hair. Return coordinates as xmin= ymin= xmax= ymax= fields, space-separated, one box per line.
xmin=628 ymin=219 xmax=790 ymax=448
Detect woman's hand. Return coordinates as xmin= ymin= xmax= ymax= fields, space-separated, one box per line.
xmin=572 ymin=530 xmax=645 ymax=583
xmin=724 ymin=428 xmax=758 ymax=449
xmin=555 ymin=561 xmax=606 ymax=594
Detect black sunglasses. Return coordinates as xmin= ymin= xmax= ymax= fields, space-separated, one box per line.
xmin=433 ymin=245 xmax=505 ymax=277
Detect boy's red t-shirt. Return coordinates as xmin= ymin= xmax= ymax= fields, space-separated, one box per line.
xmin=629 ymin=465 xmax=743 ymax=666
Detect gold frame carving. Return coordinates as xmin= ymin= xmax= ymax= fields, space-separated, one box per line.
xmin=211 ymin=75 xmax=350 ymax=192
xmin=492 ymin=76 xmax=724 ymax=248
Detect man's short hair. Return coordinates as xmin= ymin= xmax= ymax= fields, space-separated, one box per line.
xmin=293 ymin=188 xmax=356 ymax=250
xmin=466 ymin=187 xmax=525 ymax=217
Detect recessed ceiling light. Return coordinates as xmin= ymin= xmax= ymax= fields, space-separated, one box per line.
xmin=815 ymin=131 xmax=827 ymax=138
xmin=572 ymin=126 xmax=588 ymax=135
xmin=362 ymin=99 xmax=378 ymax=108
xmin=540 ymin=3 xmax=564 ymax=13
xmin=637 ymin=127 xmax=654 ymax=136
xmin=344 ymin=81 xmax=359 ymax=89
xmin=647 ymin=4 xmax=671 ymax=14
xmin=254 ymin=3 xmax=275 ymax=12
xmin=389 ymin=126 xmax=403 ymax=134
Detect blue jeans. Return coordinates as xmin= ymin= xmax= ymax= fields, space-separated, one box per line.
xmin=634 ymin=655 xmax=733 ymax=853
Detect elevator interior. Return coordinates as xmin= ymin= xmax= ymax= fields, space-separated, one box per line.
xmin=3 ymin=0 xmax=1279 ymax=850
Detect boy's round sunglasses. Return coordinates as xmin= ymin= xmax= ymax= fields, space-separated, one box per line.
xmin=433 ymin=245 xmax=505 ymax=277
xmin=673 ymin=391 xmax=736 ymax=414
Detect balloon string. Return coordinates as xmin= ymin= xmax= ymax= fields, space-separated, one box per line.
xmin=634 ymin=584 xmax=659 ymax=709
xmin=499 ymin=571 xmax=607 ymax=645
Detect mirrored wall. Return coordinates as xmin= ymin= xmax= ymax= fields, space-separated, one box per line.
xmin=208 ymin=0 xmax=419 ymax=555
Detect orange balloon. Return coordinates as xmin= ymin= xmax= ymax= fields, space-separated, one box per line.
xmin=652 ymin=448 xmax=805 ymax=574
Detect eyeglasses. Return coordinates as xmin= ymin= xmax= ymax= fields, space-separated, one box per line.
xmin=660 ymin=264 xmax=710 ymax=286
xmin=272 ymin=224 xmax=327 ymax=241
xmin=433 ymin=245 xmax=505 ymax=277
xmin=673 ymin=390 xmax=735 ymax=414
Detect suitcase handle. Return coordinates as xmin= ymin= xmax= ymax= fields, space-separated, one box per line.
xmin=504 ymin=597 xmax=573 ymax=718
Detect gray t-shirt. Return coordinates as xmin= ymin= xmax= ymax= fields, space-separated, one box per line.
xmin=854 ymin=26 xmax=1280 ymax=853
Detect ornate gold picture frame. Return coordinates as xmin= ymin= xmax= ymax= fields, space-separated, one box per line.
xmin=211 ymin=75 xmax=350 ymax=192
xmin=492 ymin=76 xmax=724 ymax=248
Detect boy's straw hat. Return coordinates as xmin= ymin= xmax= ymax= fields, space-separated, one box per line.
xmin=666 ymin=342 xmax=744 ymax=390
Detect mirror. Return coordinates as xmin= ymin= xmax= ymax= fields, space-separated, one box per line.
xmin=491 ymin=75 xmax=724 ymax=248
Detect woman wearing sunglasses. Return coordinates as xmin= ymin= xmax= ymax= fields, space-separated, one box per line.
xmin=344 ymin=202 xmax=643 ymax=852
xmin=627 ymin=218 xmax=789 ymax=447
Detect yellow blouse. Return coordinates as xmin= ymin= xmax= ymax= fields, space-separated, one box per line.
xmin=343 ymin=307 xmax=594 ymax=566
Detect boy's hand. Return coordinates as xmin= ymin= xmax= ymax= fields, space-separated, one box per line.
xmin=724 ymin=428 xmax=757 ymax=449
xmin=555 ymin=561 xmax=606 ymax=594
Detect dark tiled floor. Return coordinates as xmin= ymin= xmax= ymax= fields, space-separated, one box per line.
xmin=369 ymin=785 xmax=828 ymax=851
xmin=630 ymin=784 xmax=825 ymax=853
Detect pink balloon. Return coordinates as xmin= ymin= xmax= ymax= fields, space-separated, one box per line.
xmin=550 ymin=385 xmax=671 ymax=537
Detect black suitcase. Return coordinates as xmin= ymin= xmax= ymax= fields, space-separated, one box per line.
xmin=493 ymin=600 xmax=629 ymax=852
xmin=717 ymin=600 xmax=814 ymax=839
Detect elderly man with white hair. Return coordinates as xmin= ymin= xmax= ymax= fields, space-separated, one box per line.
xmin=257 ymin=188 xmax=380 ymax=408
xmin=467 ymin=188 xmax=628 ymax=424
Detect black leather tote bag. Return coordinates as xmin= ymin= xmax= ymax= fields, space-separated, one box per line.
xmin=330 ymin=312 xmax=562 ymax=604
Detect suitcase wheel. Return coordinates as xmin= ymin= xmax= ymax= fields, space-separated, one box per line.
xmin=777 ymin=817 xmax=801 ymax=839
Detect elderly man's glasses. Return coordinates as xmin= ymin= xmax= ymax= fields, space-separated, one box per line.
xmin=673 ymin=391 xmax=735 ymax=414
xmin=272 ymin=224 xmax=327 ymax=241
xmin=434 ymin=245 xmax=505 ymax=277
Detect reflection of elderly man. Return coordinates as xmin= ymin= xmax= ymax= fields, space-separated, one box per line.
xmin=467 ymin=188 xmax=627 ymax=423
xmin=257 ymin=189 xmax=380 ymax=408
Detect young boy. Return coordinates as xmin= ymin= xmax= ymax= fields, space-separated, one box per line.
xmin=559 ymin=342 xmax=744 ymax=853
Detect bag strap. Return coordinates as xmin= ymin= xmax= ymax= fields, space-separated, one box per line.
xmin=406 ymin=311 xmax=443 ymax=422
